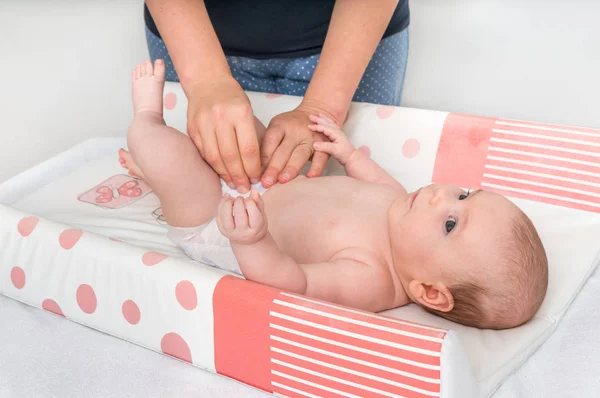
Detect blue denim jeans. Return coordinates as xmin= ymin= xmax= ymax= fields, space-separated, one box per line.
xmin=146 ymin=27 xmax=409 ymax=106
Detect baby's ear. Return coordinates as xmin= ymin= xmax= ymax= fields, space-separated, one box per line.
xmin=408 ymin=280 xmax=454 ymax=313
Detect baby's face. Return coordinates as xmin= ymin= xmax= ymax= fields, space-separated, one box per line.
xmin=389 ymin=184 xmax=518 ymax=285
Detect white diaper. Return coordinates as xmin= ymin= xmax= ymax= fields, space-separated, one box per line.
xmin=167 ymin=180 xmax=267 ymax=275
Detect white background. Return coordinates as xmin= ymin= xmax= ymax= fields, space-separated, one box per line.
xmin=1 ymin=1 xmax=599 ymax=397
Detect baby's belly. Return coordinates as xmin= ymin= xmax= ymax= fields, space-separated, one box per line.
xmin=263 ymin=177 xmax=394 ymax=264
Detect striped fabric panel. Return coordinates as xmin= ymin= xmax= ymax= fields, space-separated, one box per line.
xmin=213 ymin=277 xmax=447 ymax=398
xmin=269 ymin=293 xmax=446 ymax=398
xmin=433 ymin=114 xmax=600 ymax=212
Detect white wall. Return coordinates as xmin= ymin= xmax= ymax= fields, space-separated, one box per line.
xmin=403 ymin=0 xmax=600 ymax=127
xmin=1 ymin=0 xmax=599 ymax=183
xmin=0 ymin=2 xmax=147 ymax=183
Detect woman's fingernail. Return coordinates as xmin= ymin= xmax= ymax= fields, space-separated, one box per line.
xmin=238 ymin=185 xmax=249 ymax=194
xmin=264 ymin=176 xmax=273 ymax=185
xmin=227 ymin=182 xmax=236 ymax=189
xmin=280 ymin=173 xmax=290 ymax=182
xmin=250 ymin=177 xmax=259 ymax=184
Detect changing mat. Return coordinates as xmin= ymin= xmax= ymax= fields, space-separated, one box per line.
xmin=1 ymin=86 xmax=599 ymax=397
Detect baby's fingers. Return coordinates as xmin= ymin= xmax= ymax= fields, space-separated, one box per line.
xmin=217 ymin=194 xmax=235 ymax=234
xmin=245 ymin=197 xmax=264 ymax=229
xmin=308 ymin=123 xmax=340 ymax=141
xmin=233 ymin=197 xmax=248 ymax=229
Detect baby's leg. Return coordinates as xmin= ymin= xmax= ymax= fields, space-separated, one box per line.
xmin=126 ymin=60 xmax=221 ymax=228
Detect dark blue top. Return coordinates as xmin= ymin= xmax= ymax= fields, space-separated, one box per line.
xmin=144 ymin=1 xmax=410 ymax=59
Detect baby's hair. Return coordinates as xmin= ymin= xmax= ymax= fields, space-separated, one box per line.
xmin=427 ymin=209 xmax=548 ymax=329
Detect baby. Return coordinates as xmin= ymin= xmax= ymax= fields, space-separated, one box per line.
xmin=121 ymin=60 xmax=548 ymax=330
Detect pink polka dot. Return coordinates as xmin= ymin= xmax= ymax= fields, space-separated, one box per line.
xmin=18 ymin=216 xmax=39 ymax=237
xmin=376 ymin=106 xmax=395 ymax=119
xmin=402 ymin=138 xmax=421 ymax=158
xmin=161 ymin=333 xmax=192 ymax=363
xmin=176 ymin=281 xmax=197 ymax=311
xmin=122 ymin=300 xmax=141 ymax=325
xmin=164 ymin=93 xmax=177 ymax=110
xmin=142 ymin=251 xmax=167 ymax=266
xmin=266 ymin=93 xmax=283 ymax=99
xmin=10 ymin=267 xmax=26 ymax=289
xmin=59 ymin=229 xmax=83 ymax=250
xmin=76 ymin=284 xmax=97 ymax=314
xmin=42 ymin=299 xmax=65 ymax=317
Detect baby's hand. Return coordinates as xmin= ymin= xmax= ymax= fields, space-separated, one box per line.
xmin=308 ymin=114 xmax=356 ymax=166
xmin=217 ymin=189 xmax=268 ymax=245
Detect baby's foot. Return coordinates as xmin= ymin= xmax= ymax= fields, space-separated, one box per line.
xmin=119 ymin=148 xmax=145 ymax=179
xmin=132 ymin=59 xmax=166 ymax=116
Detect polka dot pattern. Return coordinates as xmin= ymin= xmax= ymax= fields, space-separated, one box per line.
xmin=42 ymin=299 xmax=65 ymax=317
xmin=176 ymin=281 xmax=198 ymax=311
xmin=10 ymin=267 xmax=26 ymax=289
xmin=164 ymin=92 xmax=177 ymax=110
xmin=145 ymin=26 xmax=409 ymax=106
xmin=142 ymin=251 xmax=167 ymax=266
xmin=18 ymin=216 xmax=39 ymax=237
xmin=76 ymin=284 xmax=97 ymax=314
xmin=402 ymin=138 xmax=421 ymax=159
xmin=59 ymin=229 xmax=83 ymax=250
xmin=122 ymin=300 xmax=141 ymax=325
xmin=376 ymin=106 xmax=396 ymax=119
xmin=161 ymin=333 xmax=192 ymax=363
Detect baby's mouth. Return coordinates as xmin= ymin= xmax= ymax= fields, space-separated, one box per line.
xmin=408 ymin=189 xmax=421 ymax=209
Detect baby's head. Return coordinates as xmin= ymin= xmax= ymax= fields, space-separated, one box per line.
xmin=389 ymin=184 xmax=548 ymax=329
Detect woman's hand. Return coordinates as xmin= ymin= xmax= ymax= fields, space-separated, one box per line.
xmin=260 ymin=102 xmax=342 ymax=187
xmin=186 ymin=75 xmax=261 ymax=193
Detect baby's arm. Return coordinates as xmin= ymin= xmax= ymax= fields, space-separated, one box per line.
xmin=309 ymin=115 xmax=406 ymax=193
xmin=217 ymin=191 xmax=395 ymax=312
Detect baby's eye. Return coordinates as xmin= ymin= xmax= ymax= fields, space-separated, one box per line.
xmin=445 ymin=217 xmax=457 ymax=233
xmin=459 ymin=190 xmax=471 ymax=200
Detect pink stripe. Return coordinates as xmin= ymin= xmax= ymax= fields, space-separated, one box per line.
xmin=270 ymin=317 xmax=441 ymax=367
xmin=482 ymin=175 xmax=600 ymax=205
xmin=272 ymin=373 xmax=354 ymax=398
xmin=490 ymin=140 xmax=600 ymax=164
xmin=279 ymin=295 xmax=446 ymax=339
xmin=272 ymin=359 xmax=428 ymax=398
xmin=486 ymin=150 xmax=600 ymax=175
xmin=271 ymin=341 xmax=439 ymax=393
xmin=493 ymin=125 xmax=600 ymax=146
xmin=271 ymin=327 xmax=440 ymax=380
xmin=479 ymin=186 xmax=600 ymax=213
xmin=483 ymin=168 xmax=600 ymax=196
xmin=497 ymin=119 xmax=600 ymax=135
xmin=491 ymin=132 xmax=600 ymax=154
xmin=485 ymin=158 xmax=600 ymax=185
xmin=271 ymin=306 xmax=442 ymax=353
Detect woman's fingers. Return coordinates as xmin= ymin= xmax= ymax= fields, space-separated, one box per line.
xmin=260 ymin=125 xmax=285 ymax=171
xmin=199 ymin=121 xmax=234 ymax=188
xmin=262 ymin=136 xmax=297 ymax=186
xmin=235 ymin=115 xmax=262 ymax=184
xmin=307 ymin=150 xmax=330 ymax=178
xmin=280 ymin=144 xmax=313 ymax=183
xmin=217 ymin=121 xmax=250 ymax=192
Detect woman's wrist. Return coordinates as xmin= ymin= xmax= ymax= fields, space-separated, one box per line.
xmin=298 ymin=96 xmax=347 ymax=127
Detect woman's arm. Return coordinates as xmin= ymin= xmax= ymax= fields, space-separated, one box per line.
xmin=146 ymin=0 xmax=261 ymax=193
xmin=145 ymin=0 xmax=230 ymax=88
xmin=260 ymin=0 xmax=400 ymax=184
xmin=303 ymin=0 xmax=400 ymax=124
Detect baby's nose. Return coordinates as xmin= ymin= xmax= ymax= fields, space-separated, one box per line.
xmin=429 ymin=188 xmax=448 ymax=206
